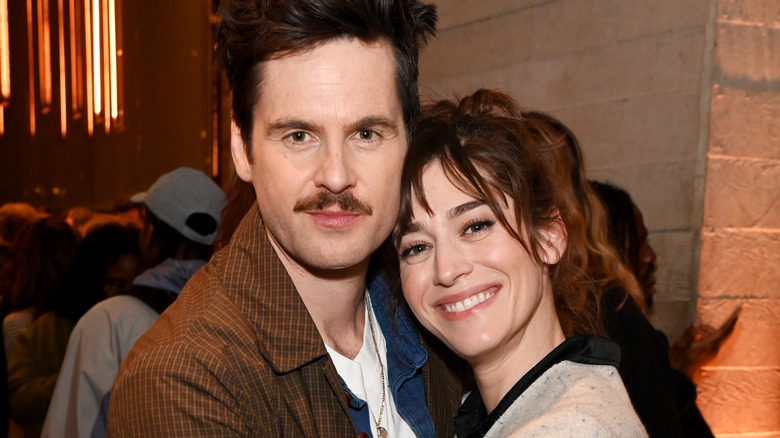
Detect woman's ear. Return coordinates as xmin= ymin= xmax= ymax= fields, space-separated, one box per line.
xmin=539 ymin=208 xmax=567 ymax=265
xmin=231 ymin=121 xmax=253 ymax=182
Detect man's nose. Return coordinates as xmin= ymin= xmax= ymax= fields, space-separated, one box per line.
xmin=313 ymin=143 xmax=356 ymax=194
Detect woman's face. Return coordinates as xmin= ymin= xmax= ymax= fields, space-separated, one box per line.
xmin=397 ymin=162 xmax=563 ymax=367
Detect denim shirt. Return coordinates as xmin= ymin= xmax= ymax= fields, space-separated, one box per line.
xmin=341 ymin=274 xmax=434 ymax=438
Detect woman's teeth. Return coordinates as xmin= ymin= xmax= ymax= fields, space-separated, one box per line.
xmin=443 ymin=291 xmax=494 ymax=313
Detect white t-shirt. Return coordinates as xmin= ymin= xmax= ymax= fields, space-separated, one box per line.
xmin=325 ymin=295 xmax=416 ymax=438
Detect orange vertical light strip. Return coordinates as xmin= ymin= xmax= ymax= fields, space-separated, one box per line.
xmin=26 ymin=0 xmax=35 ymax=136
xmin=108 ymin=0 xmax=117 ymax=121
xmin=0 ymin=106 xmax=4 ymax=136
xmin=0 ymin=0 xmax=10 ymax=101
xmin=57 ymin=0 xmax=66 ymax=136
xmin=37 ymin=0 xmax=52 ymax=111
xmin=101 ymin=0 xmax=109 ymax=133
xmin=113 ymin=0 xmax=123 ymax=128
xmin=91 ymin=0 xmax=100 ymax=117
xmin=84 ymin=0 xmax=93 ymax=134
xmin=69 ymin=0 xmax=83 ymax=117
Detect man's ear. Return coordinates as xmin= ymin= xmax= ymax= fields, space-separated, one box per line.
xmin=231 ymin=121 xmax=252 ymax=182
xmin=539 ymin=208 xmax=567 ymax=265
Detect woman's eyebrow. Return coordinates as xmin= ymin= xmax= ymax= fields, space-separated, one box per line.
xmin=400 ymin=200 xmax=485 ymax=237
xmin=447 ymin=200 xmax=485 ymax=219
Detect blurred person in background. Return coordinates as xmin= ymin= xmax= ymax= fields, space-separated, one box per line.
xmin=591 ymin=180 xmax=740 ymax=438
xmin=6 ymin=224 xmax=140 ymax=438
xmin=111 ymin=196 xmax=143 ymax=230
xmin=42 ymin=167 xmax=224 ymax=438
xmin=0 ymin=218 xmax=78 ymax=360
xmin=0 ymin=204 xmax=39 ymax=271
xmin=0 ymin=203 xmax=41 ymax=438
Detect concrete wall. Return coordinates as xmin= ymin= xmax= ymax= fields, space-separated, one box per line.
xmin=420 ymin=1 xmax=779 ymax=435
xmin=696 ymin=0 xmax=780 ymax=436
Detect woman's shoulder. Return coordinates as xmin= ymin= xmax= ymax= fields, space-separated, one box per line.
xmin=532 ymin=361 xmax=647 ymax=436
xmin=487 ymin=361 xmax=648 ymax=438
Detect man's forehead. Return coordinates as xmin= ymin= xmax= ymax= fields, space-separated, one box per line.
xmin=252 ymin=38 xmax=403 ymax=126
xmin=258 ymin=38 xmax=396 ymax=84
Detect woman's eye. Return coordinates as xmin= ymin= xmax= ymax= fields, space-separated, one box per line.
xmin=400 ymin=242 xmax=429 ymax=260
xmin=465 ymin=220 xmax=494 ymax=235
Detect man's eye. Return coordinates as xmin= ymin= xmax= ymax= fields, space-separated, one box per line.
xmin=288 ymin=131 xmax=310 ymax=142
xmin=359 ymin=130 xmax=376 ymax=140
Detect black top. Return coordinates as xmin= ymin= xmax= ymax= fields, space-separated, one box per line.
xmin=454 ymin=335 xmax=621 ymax=438
xmin=602 ymin=287 xmax=713 ymax=438
xmin=601 ymin=287 xmax=685 ymax=438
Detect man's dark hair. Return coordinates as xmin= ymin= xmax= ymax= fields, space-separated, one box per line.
xmin=216 ymin=0 xmax=438 ymax=160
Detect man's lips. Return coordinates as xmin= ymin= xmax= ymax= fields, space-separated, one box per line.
xmin=436 ymin=285 xmax=500 ymax=314
xmin=306 ymin=210 xmax=362 ymax=228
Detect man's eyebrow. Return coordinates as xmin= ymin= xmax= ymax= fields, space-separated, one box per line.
xmin=265 ymin=119 xmax=321 ymax=136
xmin=346 ymin=116 xmax=399 ymax=134
xmin=447 ymin=200 xmax=485 ymax=219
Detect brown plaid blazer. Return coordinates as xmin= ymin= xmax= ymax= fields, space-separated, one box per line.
xmin=107 ymin=205 xmax=465 ymax=437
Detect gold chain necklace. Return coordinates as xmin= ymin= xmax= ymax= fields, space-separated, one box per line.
xmin=365 ymin=292 xmax=388 ymax=438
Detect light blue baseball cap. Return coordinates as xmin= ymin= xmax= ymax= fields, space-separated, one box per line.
xmin=131 ymin=167 xmax=226 ymax=245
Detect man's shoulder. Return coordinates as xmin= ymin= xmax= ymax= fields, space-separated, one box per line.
xmin=128 ymin=265 xmax=254 ymax=357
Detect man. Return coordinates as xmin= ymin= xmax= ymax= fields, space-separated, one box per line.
xmin=43 ymin=167 xmax=224 ymax=438
xmin=108 ymin=1 xmax=464 ymax=437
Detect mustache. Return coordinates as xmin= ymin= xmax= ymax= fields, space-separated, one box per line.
xmin=293 ymin=191 xmax=373 ymax=215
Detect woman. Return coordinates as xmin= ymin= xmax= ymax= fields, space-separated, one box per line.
xmin=394 ymin=89 xmax=646 ymax=437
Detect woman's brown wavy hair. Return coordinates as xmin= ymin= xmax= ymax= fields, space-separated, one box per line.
xmin=394 ymin=89 xmax=604 ymax=337
xmin=523 ymin=112 xmax=645 ymax=313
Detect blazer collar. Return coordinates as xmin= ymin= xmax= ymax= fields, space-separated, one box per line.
xmin=224 ymin=204 xmax=327 ymax=373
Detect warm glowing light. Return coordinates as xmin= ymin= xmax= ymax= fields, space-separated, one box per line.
xmin=101 ymin=0 xmax=109 ymax=132
xmin=0 ymin=0 xmax=10 ymax=101
xmin=108 ymin=0 xmax=118 ymax=120
xmin=37 ymin=0 xmax=52 ymax=112
xmin=58 ymin=0 xmax=67 ymax=136
xmin=0 ymin=106 xmax=4 ymax=136
xmin=92 ymin=0 xmax=101 ymax=116
xmin=20 ymin=0 xmax=122 ymax=136
xmin=69 ymin=0 xmax=83 ymax=117
xmin=84 ymin=0 xmax=94 ymax=134
xmin=26 ymin=0 xmax=35 ymax=136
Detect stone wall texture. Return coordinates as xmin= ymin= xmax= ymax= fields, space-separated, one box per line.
xmin=697 ymin=0 xmax=780 ymax=436
xmin=419 ymin=0 xmax=779 ymax=435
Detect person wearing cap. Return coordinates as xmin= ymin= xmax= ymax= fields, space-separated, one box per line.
xmin=40 ymin=167 xmax=225 ymax=438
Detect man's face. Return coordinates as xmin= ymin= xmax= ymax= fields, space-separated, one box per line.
xmin=232 ymin=39 xmax=407 ymax=274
